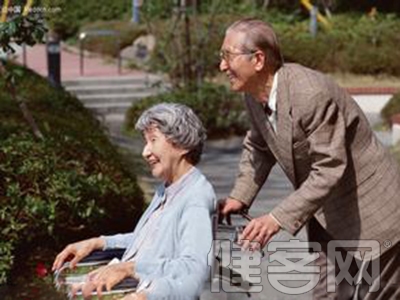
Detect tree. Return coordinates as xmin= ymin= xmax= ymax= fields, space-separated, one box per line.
xmin=0 ymin=1 xmax=47 ymax=140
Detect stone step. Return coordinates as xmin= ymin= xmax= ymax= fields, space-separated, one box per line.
xmin=109 ymin=134 xmax=141 ymax=151
xmin=85 ymin=102 xmax=134 ymax=115
xmin=101 ymin=114 xmax=127 ymax=136
xmin=62 ymin=74 xmax=164 ymax=87
xmin=78 ymin=91 xmax=155 ymax=104
xmin=65 ymin=83 xmax=159 ymax=96
xmin=103 ymin=113 xmax=126 ymax=123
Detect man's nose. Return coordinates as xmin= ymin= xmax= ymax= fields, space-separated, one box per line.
xmin=219 ymin=59 xmax=228 ymax=72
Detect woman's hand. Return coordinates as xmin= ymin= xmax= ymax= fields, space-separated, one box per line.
xmin=52 ymin=237 xmax=105 ymax=271
xmin=121 ymin=292 xmax=147 ymax=300
xmin=79 ymin=261 xmax=135 ymax=299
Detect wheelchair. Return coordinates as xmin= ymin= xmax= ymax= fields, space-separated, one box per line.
xmin=54 ymin=249 xmax=139 ymax=299
xmin=54 ymin=205 xmax=258 ymax=299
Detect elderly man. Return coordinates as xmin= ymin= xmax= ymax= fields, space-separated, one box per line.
xmin=219 ymin=18 xmax=400 ymax=299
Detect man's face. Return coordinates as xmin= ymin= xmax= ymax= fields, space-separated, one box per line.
xmin=219 ymin=31 xmax=258 ymax=93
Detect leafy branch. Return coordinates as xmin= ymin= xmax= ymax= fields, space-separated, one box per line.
xmin=0 ymin=13 xmax=47 ymax=140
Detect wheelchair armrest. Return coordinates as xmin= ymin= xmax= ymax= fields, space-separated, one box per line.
xmin=80 ymin=248 xmax=125 ymax=263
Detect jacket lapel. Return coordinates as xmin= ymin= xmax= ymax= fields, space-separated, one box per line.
xmin=245 ymin=93 xmax=296 ymax=186
xmin=275 ymin=74 xmax=296 ymax=185
xmin=245 ymin=94 xmax=279 ymax=155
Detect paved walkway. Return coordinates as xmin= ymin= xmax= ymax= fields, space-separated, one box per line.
xmin=13 ymin=44 xmax=395 ymax=299
xmin=200 ymin=139 xmax=307 ymax=300
xmin=14 ymin=43 xmax=143 ymax=80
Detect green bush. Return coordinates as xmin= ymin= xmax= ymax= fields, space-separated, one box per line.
xmin=391 ymin=142 xmax=400 ymax=164
xmin=125 ymin=83 xmax=249 ymax=139
xmin=46 ymin=0 xmax=400 ymax=77
xmin=42 ymin=0 xmax=132 ymax=39
xmin=0 ymin=66 xmax=144 ymax=284
xmin=276 ymin=13 xmax=400 ymax=76
xmin=80 ymin=21 xmax=147 ymax=57
xmin=143 ymin=12 xmax=400 ymax=82
xmin=381 ymin=93 xmax=400 ymax=126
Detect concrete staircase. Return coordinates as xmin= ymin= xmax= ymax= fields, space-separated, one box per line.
xmin=63 ymin=74 xmax=168 ymax=138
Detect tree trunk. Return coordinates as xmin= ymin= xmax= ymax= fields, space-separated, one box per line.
xmin=0 ymin=62 xmax=44 ymax=140
xmin=181 ymin=0 xmax=194 ymax=88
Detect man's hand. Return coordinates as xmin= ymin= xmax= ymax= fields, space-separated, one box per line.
xmin=218 ymin=197 xmax=246 ymax=224
xmin=239 ymin=214 xmax=281 ymax=250
xmin=52 ymin=238 xmax=105 ymax=271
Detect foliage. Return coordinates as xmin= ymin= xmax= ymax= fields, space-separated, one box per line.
xmin=0 ymin=12 xmax=47 ymax=140
xmin=381 ymin=93 xmax=400 ymax=126
xmin=0 ymin=66 xmax=144 ymax=284
xmin=0 ymin=15 xmax=46 ymax=53
xmin=140 ymin=0 xmax=176 ymax=20
xmin=39 ymin=0 xmax=132 ymax=39
xmin=52 ymin=0 xmax=400 ymax=78
xmin=125 ymin=83 xmax=248 ymax=139
xmin=334 ymin=0 xmax=400 ymax=14
xmin=255 ymin=13 xmax=400 ymax=76
xmin=145 ymin=15 xmax=223 ymax=88
xmin=79 ymin=20 xmax=147 ymax=57
xmin=391 ymin=141 xmax=400 ymax=164
xmin=145 ymin=12 xmax=400 ymax=84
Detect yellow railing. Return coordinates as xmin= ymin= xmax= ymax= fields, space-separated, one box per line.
xmin=1 ymin=0 xmax=35 ymax=22
xmin=1 ymin=0 xmax=10 ymax=23
xmin=23 ymin=0 xmax=34 ymax=16
xmin=300 ymin=0 xmax=331 ymax=29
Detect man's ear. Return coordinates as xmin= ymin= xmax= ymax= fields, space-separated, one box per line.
xmin=253 ymin=51 xmax=266 ymax=71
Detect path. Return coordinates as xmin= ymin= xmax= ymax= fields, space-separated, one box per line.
xmin=14 ymin=43 xmax=142 ymax=80
xmin=13 ymin=44 xmax=396 ymax=300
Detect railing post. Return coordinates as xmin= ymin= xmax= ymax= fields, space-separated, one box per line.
xmin=22 ymin=43 xmax=27 ymax=67
xmin=117 ymin=36 xmax=121 ymax=75
xmin=79 ymin=30 xmax=121 ymax=76
xmin=79 ymin=32 xmax=86 ymax=76
xmin=46 ymin=31 xmax=61 ymax=87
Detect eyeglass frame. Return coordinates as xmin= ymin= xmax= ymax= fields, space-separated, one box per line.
xmin=219 ymin=49 xmax=257 ymax=63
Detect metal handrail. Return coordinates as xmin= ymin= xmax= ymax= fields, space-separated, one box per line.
xmin=78 ymin=30 xmax=121 ymax=76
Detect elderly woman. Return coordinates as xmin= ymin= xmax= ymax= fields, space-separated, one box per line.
xmin=52 ymin=103 xmax=216 ymax=300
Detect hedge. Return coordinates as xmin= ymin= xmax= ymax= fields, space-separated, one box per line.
xmin=381 ymin=93 xmax=400 ymax=126
xmin=0 ymin=65 xmax=144 ymax=284
xmin=125 ymin=83 xmax=248 ymax=139
xmin=73 ymin=12 xmax=400 ymax=77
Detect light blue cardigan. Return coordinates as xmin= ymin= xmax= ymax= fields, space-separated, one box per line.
xmin=102 ymin=167 xmax=216 ymax=300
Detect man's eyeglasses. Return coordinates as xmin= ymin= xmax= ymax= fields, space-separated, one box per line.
xmin=219 ymin=49 xmax=256 ymax=62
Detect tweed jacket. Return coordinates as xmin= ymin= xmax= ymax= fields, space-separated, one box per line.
xmin=230 ymin=63 xmax=400 ymax=256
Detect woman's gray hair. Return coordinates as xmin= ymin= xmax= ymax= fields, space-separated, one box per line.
xmin=135 ymin=103 xmax=207 ymax=165
xmin=227 ymin=18 xmax=284 ymax=73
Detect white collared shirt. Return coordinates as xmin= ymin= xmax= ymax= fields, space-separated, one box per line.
xmin=267 ymin=72 xmax=279 ymax=131
xmin=266 ymin=73 xmax=283 ymax=227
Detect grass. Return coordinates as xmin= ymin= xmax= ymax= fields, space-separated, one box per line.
xmin=213 ymin=72 xmax=400 ymax=89
xmin=329 ymin=73 xmax=400 ymax=88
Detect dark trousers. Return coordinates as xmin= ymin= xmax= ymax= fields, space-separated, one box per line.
xmin=307 ymin=218 xmax=400 ymax=300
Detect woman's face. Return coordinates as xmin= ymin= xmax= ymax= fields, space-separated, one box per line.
xmin=142 ymin=126 xmax=188 ymax=184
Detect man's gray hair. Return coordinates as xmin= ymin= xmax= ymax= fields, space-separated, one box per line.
xmin=227 ymin=18 xmax=284 ymax=73
xmin=135 ymin=103 xmax=207 ymax=165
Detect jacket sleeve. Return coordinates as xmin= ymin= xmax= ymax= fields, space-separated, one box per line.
xmin=102 ymin=233 xmax=135 ymax=250
xmin=230 ymin=126 xmax=277 ymax=207
xmin=135 ymin=203 xmax=214 ymax=300
xmin=271 ymin=93 xmax=347 ymax=235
